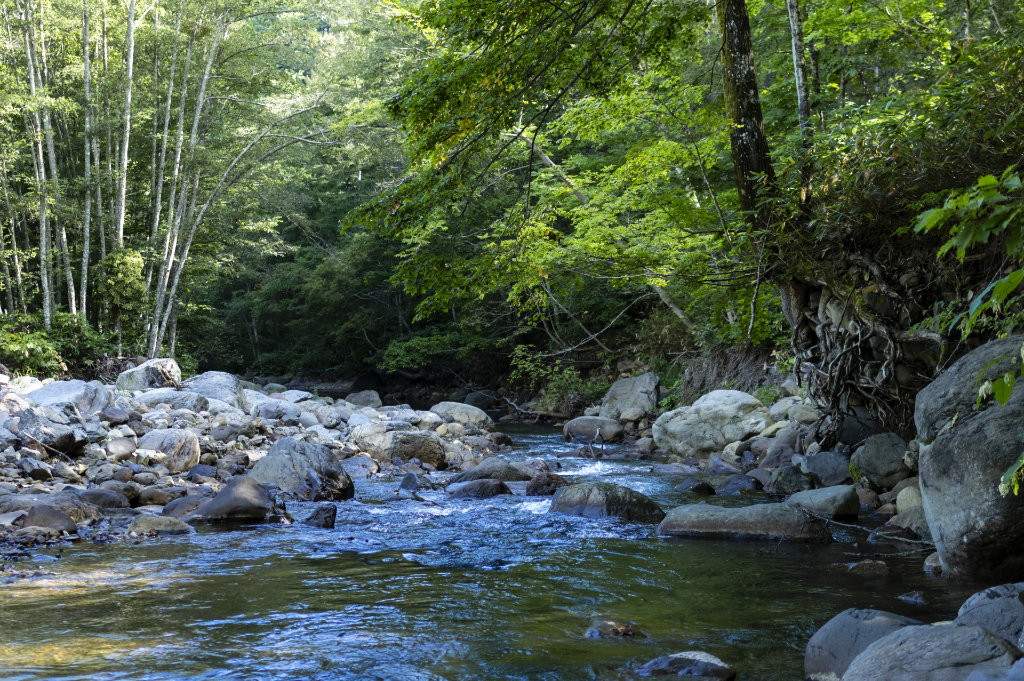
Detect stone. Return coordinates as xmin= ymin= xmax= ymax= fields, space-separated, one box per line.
xmin=598 ymin=372 xmax=659 ymax=421
xmin=340 ymin=455 xmax=379 ymax=480
xmin=128 ymin=514 xmax=193 ymax=535
xmin=788 ymin=402 xmax=820 ymax=424
xmin=764 ymin=465 xmax=818 ymax=495
xmin=18 ymin=405 xmax=86 ymax=454
xmin=297 ymin=503 xmax=337 ymax=528
xmin=635 ymin=651 xmax=735 ymax=679
xmin=138 ymin=485 xmax=188 ymax=506
xmin=105 ymin=437 xmax=136 ymax=460
xmin=79 ymin=488 xmax=130 ymax=509
xmin=137 ymin=429 xmax=200 ymax=474
xmin=677 ymin=477 xmax=716 ymax=495
xmin=549 ymin=482 xmax=665 ymax=522
xmin=658 ymin=502 xmax=830 ymax=541
xmin=843 ymin=624 xmax=1021 ymax=681
xmin=0 ymin=490 xmax=101 ymax=524
xmin=98 ymin=407 xmax=132 ymax=426
xmin=851 ymin=432 xmax=910 ymax=490
xmin=257 ymin=399 xmax=301 ymax=423
xmin=27 ymin=379 xmax=114 ymax=417
xmin=448 ymin=479 xmax=513 ymax=499
xmin=161 ymin=494 xmax=208 ymax=519
xmin=563 ymin=416 xmax=625 ymax=445
xmin=786 ymin=485 xmax=859 ymax=518
xmin=924 ymin=552 xmax=943 ymax=575
xmin=916 ymin=337 xmax=1024 ymax=580
xmin=449 ymin=456 xmax=532 ymax=483
xmin=181 ymin=371 xmax=249 ymax=411
xmin=249 ymin=437 xmax=354 ymax=501
xmin=706 ymin=455 xmax=741 ymax=475
xmin=769 ymin=396 xmax=803 ymax=422
xmin=193 ymin=476 xmax=275 ymax=521
xmin=801 ymin=450 xmax=852 ymax=487
xmin=115 ymin=358 xmax=181 ymax=392
xmin=714 ymin=475 xmax=761 ymax=495
xmin=805 ymin=608 xmax=922 ymax=680
xmin=896 ymin=484 xmax=923 ymax=513
xmin=15 ymin=504 xmax=77 ymax=534
xmin=279 ymin=389 xmax=314 ymax=403
xmin=134 ymin=388 xmax=209 ymax=412
xmin=345 ymin=390 xmax=382 ymax=408
xmin=18 ymin=457 xmax=52 ymax=481
xmin=429 ymin=401 xmax=494 ymax=431
xmin=956 ymin=583 xmax=1024 ymax=648
xmin=653 ymin=390 xmax=769 ymax=459
xmin=525 ymin=471 xmax=569 ymax=496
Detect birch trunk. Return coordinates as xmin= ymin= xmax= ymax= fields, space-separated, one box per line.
xmin=112 ymin=0 xmax=137 ymax=248
xmin=80 ymin=1 xmax=93 ymax=317
xmin=786 ymin=0 xmax=812 ymax=202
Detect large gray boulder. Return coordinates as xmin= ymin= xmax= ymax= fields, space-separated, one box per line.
xmin=17 ymin=405 xmax=87 ymax=454
xmin=653 ymin=390 xmax=769 ymax=459
xmin=805 ymin=608 xmax=923 ymax=680
xmin=850 ymin=432 xmax=910 ymax=490
xmin=26 ymin=379 xmax=113 ymax=417
xmin=256 ymin=399 xmax=301 ymax=423
xmin=137 ymin=428 xmax=201 ymax=474
xmin=249 ymin=437 xmax=354 ymax=501
xmin=134 ymin=388 xmax=209 ymax=412
xmin=916 ymin=337 xmax=1024 ymax=580
xmin=956 ymin=584 xmax=1024 ymax=649
xmin=448 ymin=456 xmax=532 ymax=483
xmin=800 ymin=450 xmax=852 ymax=486
xmin=0 ymin=490 xmax=101 ymax=524
xmin=181 ymin=371 xmax=248 ymax=411
xmin=785 ymin=484 xmax=859 ymax=518
xmin=658 ymin=502 xmax=830 ymax=541
xmin=598 ymin=372 xmax=659 ymax=421
xmin=843 ymin=624 xmax=1021 ymax=681
xmin=115 ymin=358 xmax=181 ymax=392
xmin=193 ymin=476 xmax=275 ymax=521
xmin=350 ymin=422 xmax=446 ymax=468
xmin=549 ymin=482 xmax=665 ymax=522
xmin=429 ymin=401 xmax=494 ymax=431
xmin=563 ymin=416 xmax=625 ymax=444
xmin=346 ymin=390 xmax=382 ymax=408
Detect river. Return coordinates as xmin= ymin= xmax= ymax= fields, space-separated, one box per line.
xmin=0 ymin=425 xmax=976 ymax=680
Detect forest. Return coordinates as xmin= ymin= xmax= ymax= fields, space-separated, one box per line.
xmin=1 ymin=0 xmax=1023 ymax=432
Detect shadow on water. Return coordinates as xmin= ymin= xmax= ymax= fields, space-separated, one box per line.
xmin=0 ymin=425 xmax=977 ymax=680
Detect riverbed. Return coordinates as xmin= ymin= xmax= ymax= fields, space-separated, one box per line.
xmin=0 ymin=425 xmax=975 ymax=680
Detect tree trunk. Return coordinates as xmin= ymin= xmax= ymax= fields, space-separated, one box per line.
xmin=786 ymin=0 xmax=812 ymax=201
xmin=80 ymin=0 xmax=92 ymax=318
xmin=112 ymin=0 xmax=137 ymax=248
xmin=715 ymin=0 xmax=776 ymax=223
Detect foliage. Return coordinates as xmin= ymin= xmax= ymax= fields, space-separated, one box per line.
xmin=0 ymin=313 xmax=114 ymax=376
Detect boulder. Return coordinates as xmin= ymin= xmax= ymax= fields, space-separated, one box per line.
xmin=297 ymin=503 xmax=337 ymax=529
xmin=805 ymin=608 xmax=922 ymax=680
xmin=652 ymin=390 xmax=769 ymax=459
xmin=764 ymin=465 xmax=818 ymax=495
xmin=714 ymin=475 xmax=761 ymax=495
xmin=449 ymin=456 xmax=532 ymax=483
xmin=916 ymin=336 xmax=1024 ymax=580
xmin=843 ymin=624 xmax=1021 ymax=681
xmin=79 ymin=488 xmax=130 ymax=509
xmin=464 ymin=390 xmax=499 ymax=411
xmin=635 ymin=651 xmax=735 ymax=679
xmin=128 ymin=514 xmax=193 ymax=535
xmin=26 ymin=379 xmax=113 ymax=417
xmin=955 ymin=584 xmax=1024 ymax=649
xmin=115 ymin=358 xmax=181 ymax=392
xmin=279 ymin=389 xmax=314 ymax=403
xmin=890 ymin=506 xmax=931 ymax=539
xmin=429 ymin=401 xmax=494 ymax=431
xmin=563 ymin=416 xmax=625 ymax=444
xmin=340 ymin=455 xmax=379 ymax=480
xmin=448 ymin=479 xmax=513 ymax=499
xmin=370 ymin=430 xmax=446 ymax=468
xmin=598 ymin=372 xmax=659 ymax=421
xmin=161 ymin=494 xmax=209 ymax=519
xmin=801 ymin=450 xmax=852 ymax=486
xmin=138 ymin=485 xmax=188 ymax=506
xmin=851 ymin=432 xmax=910 ymax=490
xmin=526 ymin=471 xmax=569 ymax=496
xmin=15 ymin=504 xmax=78 ymax=534
xmin=549 ymin=482 xmax=665 ymax=522
xmin=134 ymin=388 xmax=209 ymax=412
xmin=181 ymin=371 xmax=248 ymax=411
xmin=678 ymin=478 xmax=716 ymax=495
xmin=193 ymin=476 xmax=275 ymax=521
xmin=18 ymin=457 xmax=52 ymax=481
xmin=137 ymin=429 xmax=200 ymax=474
xmin=345 ymin=390 xmax=382 ymax=408
xmin=18 ymin=405 xmax=86 ymax=454
xmin=248 ymin=437 xmax=354 ymax=501
xmin=658 ymin=502 xmax=830 ymax=541
xmin=256 ymin=399 xmax=301 ymax=423
xmin=786 ymin=485 xmax=859 ymax=518
xmin=0 ymin=490 xmax=100 ymax=524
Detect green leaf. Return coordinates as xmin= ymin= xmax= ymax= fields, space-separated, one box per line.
xmin=999 ymin=451 xmax=1024 ymax=496
xmin=992 ymin=269 xmax=1024 ymax=304
xmin=993 ymin=372 xmax=1016 ymax=407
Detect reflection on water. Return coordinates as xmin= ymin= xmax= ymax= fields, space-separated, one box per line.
xmin=1 ymin=425 xmax=976 ymax=681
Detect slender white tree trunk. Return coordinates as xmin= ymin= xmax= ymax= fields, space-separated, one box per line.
xmin=112 ymin=0 xmax=138 ymax=248
xmin=80 ymin=0 xmax=93 ymax=318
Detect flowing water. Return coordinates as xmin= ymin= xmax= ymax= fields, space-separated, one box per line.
xmin=0 ymin=426 xmax=977 ymax=680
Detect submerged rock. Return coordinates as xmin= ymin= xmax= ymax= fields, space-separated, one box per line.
xmin=635 ymin=650 xmax=735 ymax=679
xmin=448 ymin=479 xmax=513 ymax=499
xmin=549 ymin=482 xmax=665 ymax=522
xmin=658 ymin=502 xmax=830 ymax=541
